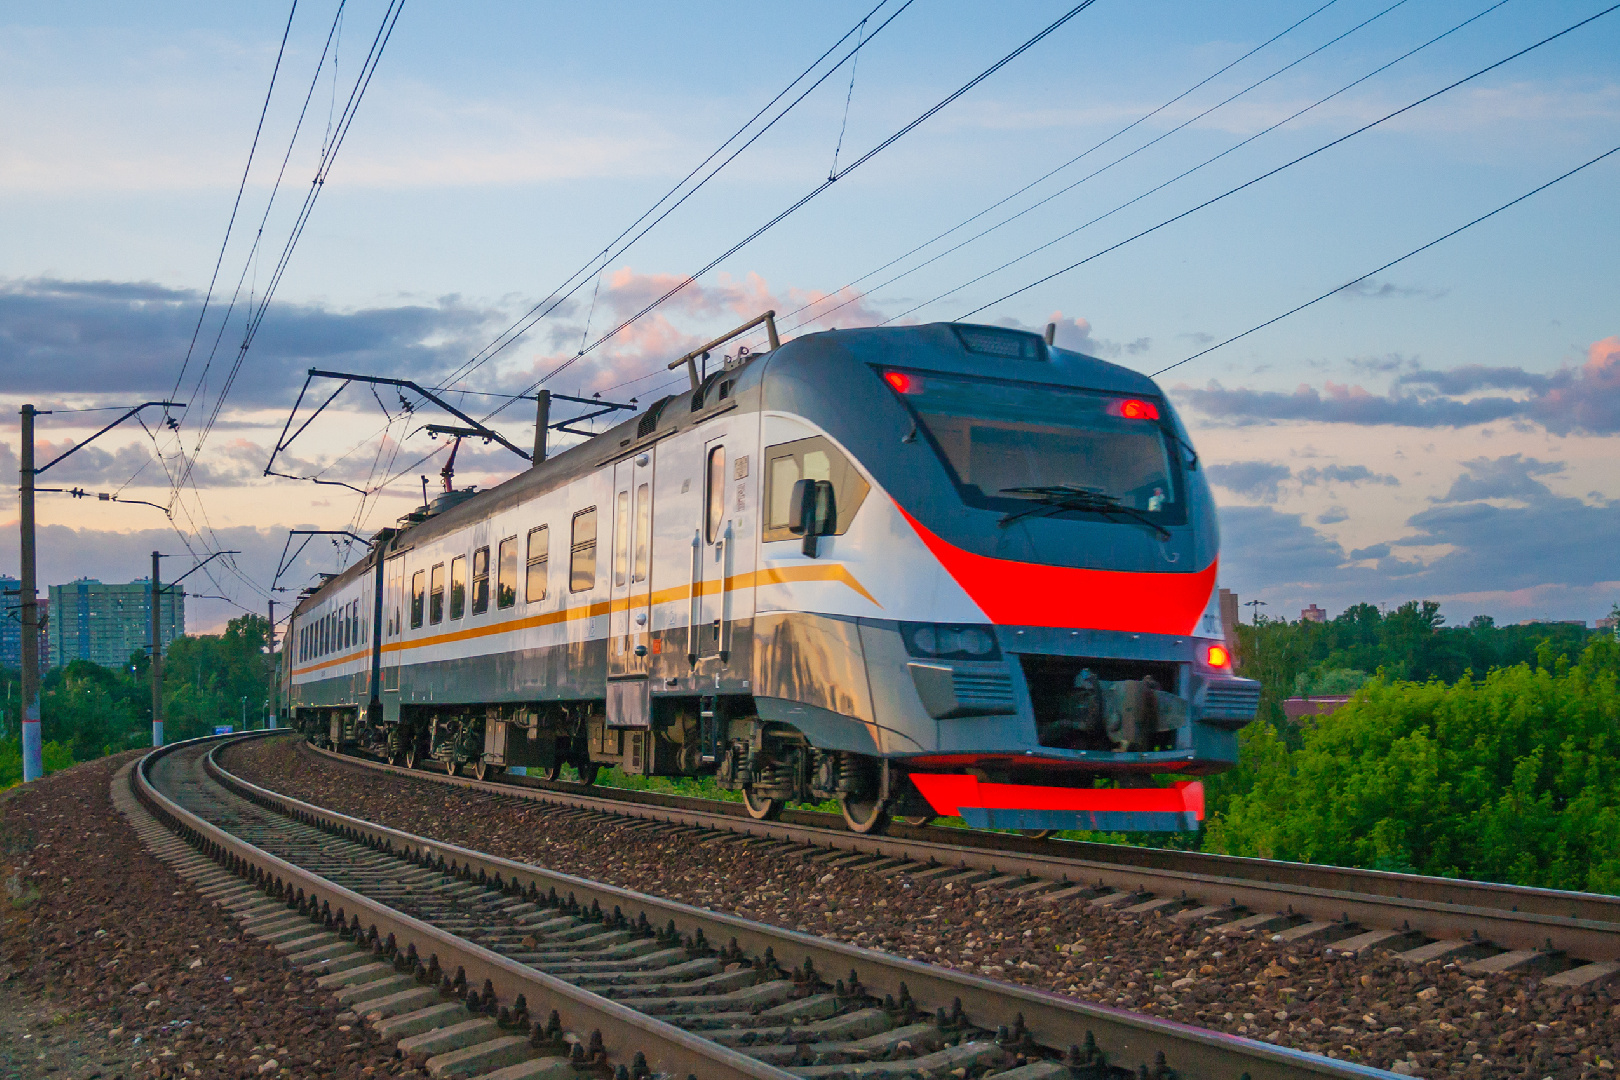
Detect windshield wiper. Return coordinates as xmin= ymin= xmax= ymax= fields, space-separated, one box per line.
xmin=998 ymin=484 xmax=1171 ymax=540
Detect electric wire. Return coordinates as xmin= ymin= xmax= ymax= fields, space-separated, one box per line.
xmin=763 ymin=0 xmax=1355 ymax=340
xmin=486 ymin=0 xmax=1102 ymax=423
xmin=940 ymin=2 xmax=1619 ymax=322
xmin=168 ymin=1 xmax=300 ymax=411
xmin=1152 ymin=143 xmax=1620 ymax=378
xmin=434 ymin=0 xmax=913 ymax=393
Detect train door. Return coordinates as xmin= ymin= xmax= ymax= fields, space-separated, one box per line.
xmin=381 ymin=554 xmax=405 ymax=719
xmin=606 ymin=454 xmax=655 ymax=728
xmin=695 ymin=432 xmax=756 ymax=673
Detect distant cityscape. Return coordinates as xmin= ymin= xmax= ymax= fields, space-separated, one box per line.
xmin=1 ymin=575 xmax=186 ymax=673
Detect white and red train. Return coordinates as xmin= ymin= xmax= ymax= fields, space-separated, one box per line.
xmin=282 ymin=318 xmax=1258 ymax=834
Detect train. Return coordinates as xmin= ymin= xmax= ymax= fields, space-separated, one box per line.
xmin=280 ymin=316 xmax=1259 ymax=834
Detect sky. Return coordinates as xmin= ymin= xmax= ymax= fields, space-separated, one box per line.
xmin=1 ymin=0 xmax=1617 ymax=636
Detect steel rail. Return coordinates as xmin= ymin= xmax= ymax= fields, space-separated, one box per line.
xmin=208 ymin=737 xmax=1403 ymax=1079
xmin=134 ymin=733 xmax=797 ymax=1080
xmin=301 ymin=741 xmax=1620 ymax=962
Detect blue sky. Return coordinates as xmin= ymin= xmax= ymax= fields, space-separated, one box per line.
xmin=2 ymin=1 xmax=1617 ymax=632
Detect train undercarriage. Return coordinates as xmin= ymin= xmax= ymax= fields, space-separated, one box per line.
xmin=291 ymin=666 xmax=1214 ymax=836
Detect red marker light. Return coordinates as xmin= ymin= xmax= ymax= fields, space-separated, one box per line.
xmin=884 ymin=370 xmax=921 ymax=394
xmin=1206 ymin=643 xmax=1231 ymax=669
xmin=1118 ymin=398 xmax=1160 ymax=420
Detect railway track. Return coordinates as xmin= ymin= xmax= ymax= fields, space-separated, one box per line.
xmin=299 ymin=738 xmax=1620 ymax=989
xmin=126 ymin=732 xmax=1405 ymax=1080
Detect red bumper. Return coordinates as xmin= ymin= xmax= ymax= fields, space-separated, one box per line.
xmin=909 ymin=774 xmax=1204 ymax=833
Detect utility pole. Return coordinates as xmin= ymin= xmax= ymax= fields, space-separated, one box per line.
xmin=266 ymin=598 xmax=276 ymax=730
xmin=151 ymin=550 xmax=163 ymax=747
xmin=19 ymin=405 xmax=42 ymax=783
xmin=16 ymin=399 xmax=182 ymax=780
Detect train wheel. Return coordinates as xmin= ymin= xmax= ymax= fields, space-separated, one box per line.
xmin=473 ymin=759 xmax=502 ymax=782
xmin=404 ymin=745 xmax=418 ymax=770
xmin=1020 ymin=829 xmax=1057 ymax=840
xmin=742 ymin=788 xmax=780 ymax=821
xmin=575 ymin=763 xmax=600 ymax=786
xmin=839 ymin=792 xmax=889 ymax=835
xmin=894 ymin=814 xmax=934 ymax=828
xmin=538 ymin=761 xmax=563 ymax=782
xmin=446 ymin=757 xmax=460 ymax=777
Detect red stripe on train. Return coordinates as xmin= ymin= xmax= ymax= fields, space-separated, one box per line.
xmin=909 ymin=773 xmax=1205 ymax=820
xmin=895 ymin=504 xmax=1217 ymax=635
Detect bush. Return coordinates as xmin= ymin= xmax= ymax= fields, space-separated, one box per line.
xmin=1205 ymin=637 xmax=1620 ymax=892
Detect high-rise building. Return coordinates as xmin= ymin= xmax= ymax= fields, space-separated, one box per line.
xmin=1301 ymin=604 xmax=1327 ymax=623
xmin=1 ymin=574 xmax=49 ymax=674
xmin=48 ymin=578 xmax=185 ymax=669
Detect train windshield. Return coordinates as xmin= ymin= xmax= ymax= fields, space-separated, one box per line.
xmin=888 ymin=370 xmax=1184 ymax=523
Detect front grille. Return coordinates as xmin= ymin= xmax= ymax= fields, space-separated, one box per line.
xmin=1202 ymin=677 xmax=1261 ymax=722
xmin=951 ymin=670 xmax=1015 ymax=713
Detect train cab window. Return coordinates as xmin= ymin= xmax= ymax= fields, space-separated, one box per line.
xmin=410 ymin=570 xmax=426 ymax=629
xmin=471 ymin=547 xmax=490 ymax=615
xmin=449 ymin=556 xmax=467 ymax=620
xmin=613 ymin=490 xmax=631 ymax=588
xmin=341 ymin=606 xmax=349 ymax=650
xmin=496 ymin=537 xmax=518 ymax=608
xmin=570 ymin=507 xmax=597 ymax=592
xmin=763 ymin=436 xmax=870 ymax=542
xmin=632 ymin=483 xmax=651 ymax=582
xmin=429 ymin=563 xmax=445 ymax=624
xmin=884 ymin=370 xmax=1185 ymax=523
xmin=526 ymin=526 xmax=548 ymax=602
xmin=705 ymin=446 xmax=725 ymax=543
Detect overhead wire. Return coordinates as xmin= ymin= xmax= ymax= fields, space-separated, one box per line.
xmin=168 ymin=1 xmax=300 ymax=412
xmin=485 ymin=0 xmax=1103 ymax=424
xmin=1152 ymin=144 xmax=1620 ymax=378
xmin=434 ymin=0 xmax=914 ymax=393
xmin=867 ymin=0 xmax=1516 ymax=327
xmin=763 ymin=0 xmax=1354 ymax=339
xmin=936 ymin=2 xmax=1619 ymax=323
xmin=155 ymin=0 xmax=403 ymax=608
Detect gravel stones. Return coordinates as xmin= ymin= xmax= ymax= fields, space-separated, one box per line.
xmin=224 ymin=736 xmax=1620 ymax=1079
xmin=0 ymin=751 xmax=411 ymax=1079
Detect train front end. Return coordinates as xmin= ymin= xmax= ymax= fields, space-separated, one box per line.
xmin=759 ymin=323 xmax=1258 ymax=832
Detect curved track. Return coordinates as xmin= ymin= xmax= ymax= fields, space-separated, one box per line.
xmin=129 ymin=732 xmax=1406 ymax=1079
xmin=305 ymin=739 xmax=1620 ymax=984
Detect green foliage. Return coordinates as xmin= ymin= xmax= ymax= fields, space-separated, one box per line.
xmin=0 ymin=614 xmax=274 ymax=786
xmin=1205 ymin=636 xmax=1620 ymax=892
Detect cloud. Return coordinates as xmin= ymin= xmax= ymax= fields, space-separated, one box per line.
xmin=1340 ymin=279 xmax=1447 ymax=301
xmin=1179 ymin=337 xmax=1620 ymax=435
xmin=1316 ymin=506 xmax=1348 ymax=525
xmin=1182 ymin=380 xmax=1525 ymax=427
xmin=0 ymin=276 xmax=512 ymax=409
xmin=1296 ymin=464 xmax=1398 ymax=488
xmin=1206 ymin=460 xmax=1291 ymax=502
xmin=1434 ymin=454 xmax=1562 ymax=504
xmin=1215 ymin=455 xmax=1620 ymax=624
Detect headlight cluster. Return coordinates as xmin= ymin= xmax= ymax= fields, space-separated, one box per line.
xmin=901 ymin=622 xmax=1001 ymax=660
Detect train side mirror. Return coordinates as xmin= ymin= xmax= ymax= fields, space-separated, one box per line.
xmin=788 ymin=479 xmax=836 ymax=557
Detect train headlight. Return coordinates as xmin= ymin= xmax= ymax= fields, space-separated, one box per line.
xmin=901 ymin=622 xmax=1001 ymax=660
xmin=1204 ymin=643 xmax=1231 ymax=669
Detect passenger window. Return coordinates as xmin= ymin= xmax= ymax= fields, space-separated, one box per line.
xmin=471 ymin=546 xmax=490 ymax=615
xmin=429 ymin=563 xmax=445 ymax=624
xmin=762 ymin=435 xmax=870 ymax=542
xmin=497 ymin=537 xmax=518 ymax=609
xmin=526 ymin=526 xmax=548 ymax=602
xmin=706 ymin=446 xmax=725 ymax=543
xmin=449 ymin=556 xmax=467 ymax=619
xmin=632 ymin=483 xmax=651 ymax=582
xmin=570 ymin=507 xmax=597 ymax=592
xmin=613 ymin=490 xmax=631 ymax=588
